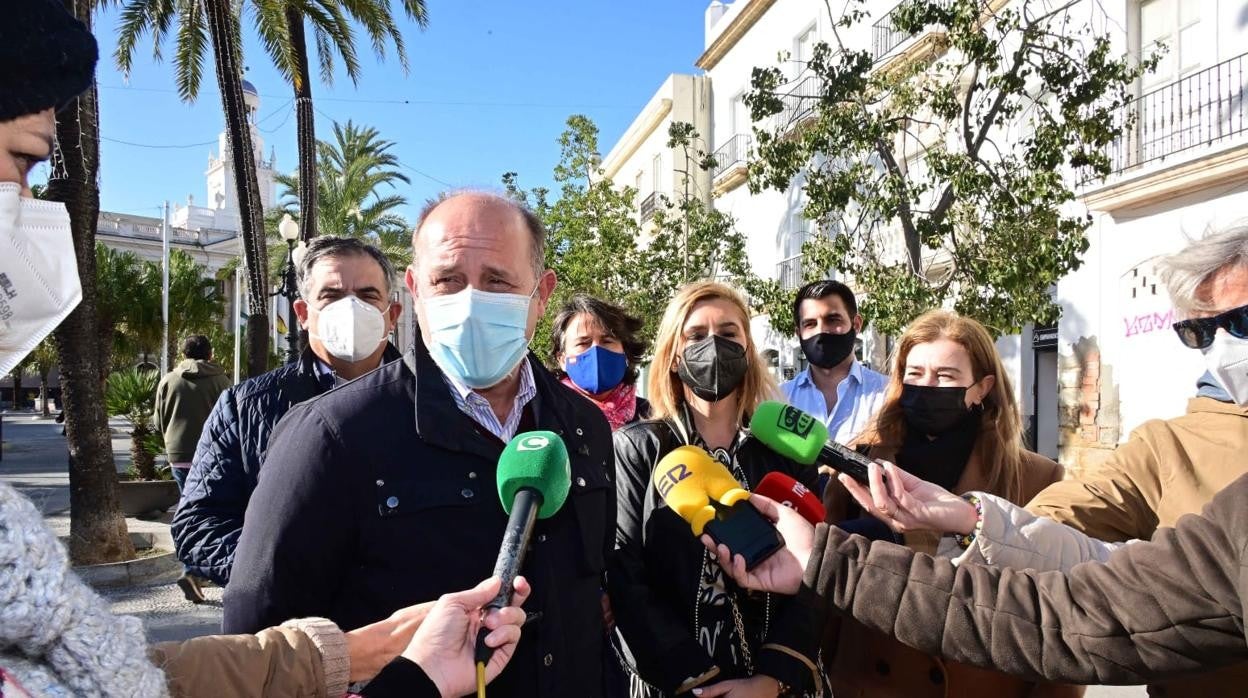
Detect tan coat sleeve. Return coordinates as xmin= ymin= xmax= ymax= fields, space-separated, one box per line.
xmin=149 ymin=621 xmax=346 ymax=698
xmin=805 ymin=473 xmax=1248 ymax=685
xmin=1024 ymin=431 xmax=1162 ymax=542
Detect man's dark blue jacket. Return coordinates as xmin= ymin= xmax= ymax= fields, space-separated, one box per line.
xmin=171 ymin=345 xmax=400 ymax=584
xmin=223 ymin=340 xmax=615 ymax=697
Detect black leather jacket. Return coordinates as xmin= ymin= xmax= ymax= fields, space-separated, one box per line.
xmin=609 ymin=414 xmax=825 ymax=694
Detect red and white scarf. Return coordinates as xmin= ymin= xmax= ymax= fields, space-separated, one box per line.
xmin=561 ymin=378 xmax=638 ymax=430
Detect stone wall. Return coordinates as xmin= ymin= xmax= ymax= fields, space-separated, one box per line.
xmin=1057 ymin=335 xmax=1121 ymax=475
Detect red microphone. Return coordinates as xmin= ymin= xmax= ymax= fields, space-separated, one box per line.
xmin=755 ymin=472 xmax=825 ymax=524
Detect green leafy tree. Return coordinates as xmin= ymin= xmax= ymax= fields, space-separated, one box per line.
xmin=274 ymin=120 xmax=411 ymax=268
xmin=641 ymin=123 xmax=761 ymax=327
xmin=276 ymin=121 xmax=410 ymax=238
xmin=95 ymin=244 xmax=145 ymax=375
xmin=123 ymin=251 xmax=227 ymax=365
xmin=507 ymin=116 xmax=763 ymax=357
xmin=747 ymin=0 xmax=1159 ymax=336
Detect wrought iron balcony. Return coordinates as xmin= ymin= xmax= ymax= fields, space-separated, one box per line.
xmin=777 ymin=253 xmax=804 ymax=291
xmin=1106 ymin=51 xmax=1248 ymax=175
xmin=872 ymin=0 xmax=919 ymax=61
xmin=712 ymin=133 xmax=752 ymax=179
xmin=777 ymin=74 xmax=822 ymax=129
xmin=639 ymin=191 xmax=658 ymax=222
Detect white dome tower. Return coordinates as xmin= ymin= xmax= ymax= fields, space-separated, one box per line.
xmin=202 ymin=78 xmax=278 ymax=229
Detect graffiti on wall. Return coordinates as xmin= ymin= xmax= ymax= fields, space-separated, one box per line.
xmin=1123 ymin=308 xmax=1175 ymax=337
xmin=1119 ymin=256 xmax=1175 ymax=339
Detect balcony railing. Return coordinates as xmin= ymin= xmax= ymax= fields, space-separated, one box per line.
xmin=777 ymin=254 xmax=804 ymax=291
xmin=1106 ymin=51 xmax=1248 ymax=175
xmin=872 ymin=0 xmax=919 ymax=61
xmin=639 ymin=191 xmax=658 ymax=222
xmin=713 ymin=133 xmax=752 ymax=179
xmin=777 ymin=74 xmax=823 ymax=128
xmin=96 ymin=215 xmax=238 ymax=246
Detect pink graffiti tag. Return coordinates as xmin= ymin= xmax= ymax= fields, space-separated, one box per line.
xmin=1123 ymin=309 xmax=1174 ymax=337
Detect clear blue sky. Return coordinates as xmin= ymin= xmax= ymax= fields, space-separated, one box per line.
xmin=69 ymin=1 xmax=711 ymax=221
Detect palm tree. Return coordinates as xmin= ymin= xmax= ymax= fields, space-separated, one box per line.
xmin=251 ymin=0 xmax=428 ymax=243
xmin=9 ymin=354 xmax=29 ymax=410
xmin=95 ymin=244 xmax=144 ymax=373
xmin=116 ymin=0 xmax=271 ymax=378
xmin=31 ymin=338 xmax=59 ymax=418
xmin=164 ymin=250 xmax=227 ymax=360
xmin=47 ymin=0 xmax=138 ymax=565
xmin=275 ymin=120 xmax=411 ymax=264
xmin=105 ymin=368 xmax=161 ymax=481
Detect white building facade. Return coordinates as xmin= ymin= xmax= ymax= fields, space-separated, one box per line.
xmin=1058 ymin=0 xmax=1248 ymax=471
xmin=600 ymin=73 xmax=713 ymax=235
xmin=599 ymin=0 xmax=1248 ymax=475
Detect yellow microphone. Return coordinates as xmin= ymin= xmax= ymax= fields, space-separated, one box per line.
xmin=652 ymin=446 xmax=782 ymax=569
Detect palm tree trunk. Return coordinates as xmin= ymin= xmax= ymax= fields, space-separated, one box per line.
xmin=287 ymin=6 xmax=317 ymax=244
xmin=46 ymin=0 xmax=136 ymax=565
xmin=132 ymin=424 xmax=157 ymax=481
xmin=39 ymin=373 xmax=50 ymax=417
xmin=11 ymin=372 xmax=22 ymax=410
xmin=205 ymin=0 xmax=271 ymax=377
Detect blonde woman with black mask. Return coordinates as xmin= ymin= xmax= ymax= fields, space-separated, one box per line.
xmin=608 ymin=281 xmax=827 ymax=698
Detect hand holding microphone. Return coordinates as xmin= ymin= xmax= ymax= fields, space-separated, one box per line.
xmin=654 ymin=446 xmax=783 ymax=570
xmin=749 ymin=401 xmax=883 ymax=488
xmin=700 ymin=494 xmax=814 ymax=597
xmin=474 ymin=431 xmax=572 ymax=688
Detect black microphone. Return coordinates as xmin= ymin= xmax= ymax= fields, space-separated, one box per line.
xmin=473 ymin=431 xmax=572 ymax=668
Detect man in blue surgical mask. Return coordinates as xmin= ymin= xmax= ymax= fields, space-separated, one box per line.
xmin=225 ymin=191 xmax=616 ymax=697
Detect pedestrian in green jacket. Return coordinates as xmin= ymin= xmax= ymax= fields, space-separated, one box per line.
xmin=156 ymin=335 xmax=232 ymax=471
xmin=155 ymin=334 xmax=231 ymax=604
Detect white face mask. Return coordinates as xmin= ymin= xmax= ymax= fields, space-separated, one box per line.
xmin=1204 ymin=330 xmax=1248 ymax=406
xmin=0 ymin=182 xmax=81 ymax=376
xmin=310 ymin=295 xmax=387 ymax=364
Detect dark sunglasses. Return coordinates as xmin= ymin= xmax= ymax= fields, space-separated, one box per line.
xmin=1172 ymin=303 xmax=1248 ymax=349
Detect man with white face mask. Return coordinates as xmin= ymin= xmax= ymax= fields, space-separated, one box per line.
xmin=225 ymin=191 xmax=615 ymax=697
xmin=1022 ymin=223 xmax=1248 ymax=695
xmin=172 ymin=236 xmax=402 ymax=586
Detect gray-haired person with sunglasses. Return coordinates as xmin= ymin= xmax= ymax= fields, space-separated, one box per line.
xmin=1012 ymin=222 xmax=1248 ymax=695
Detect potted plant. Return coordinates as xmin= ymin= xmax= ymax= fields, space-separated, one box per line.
xmin=106 ymin=368 xmax=178 ymax=518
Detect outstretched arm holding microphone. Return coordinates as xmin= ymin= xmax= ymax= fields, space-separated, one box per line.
xmin=703 ymin=471 xmax=1248 ymax=686
xmin=837 ymin=460 xmax=1130 ymax=573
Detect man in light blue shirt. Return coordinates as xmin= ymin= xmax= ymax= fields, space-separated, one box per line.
xmin=780 ymin=280 xmax=888 ymax=446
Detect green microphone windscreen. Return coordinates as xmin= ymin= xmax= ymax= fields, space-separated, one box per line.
xmin=497 ymin=431 xmax=572 ymax=519
xmin=749 ymin=401 xmax=829 ymax=466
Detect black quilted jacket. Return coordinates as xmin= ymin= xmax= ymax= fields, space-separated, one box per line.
xmin=171 ymin=345 xmax=400 ymax=584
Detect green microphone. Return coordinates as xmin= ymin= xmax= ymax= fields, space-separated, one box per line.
xmin=749 ymin=401 xmax=876 ymax=486
xmin=474 ymin=430 xmax=571 ymax=667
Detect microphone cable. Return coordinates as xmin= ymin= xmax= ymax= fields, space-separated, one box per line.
xmin=474 ymin=610 xmax=543 ymax=698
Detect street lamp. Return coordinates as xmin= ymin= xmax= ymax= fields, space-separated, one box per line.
xmin=274 ymin=214 xmax=301 ymax=364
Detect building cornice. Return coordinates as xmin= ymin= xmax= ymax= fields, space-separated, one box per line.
xmin=695 ymin=0 xmax=779 ymax=72
xmin=1081 ymin=142 xmax=1248 ymax=214
xmin=601 ymin=98 xmax=674 ymax=180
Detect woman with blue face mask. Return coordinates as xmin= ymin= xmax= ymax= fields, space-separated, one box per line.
xmin=550 ymin=294 xmax=651 ymax=430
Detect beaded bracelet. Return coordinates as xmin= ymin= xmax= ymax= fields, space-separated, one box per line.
xmin=953 ymin=493 xmax=984 ymax=550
